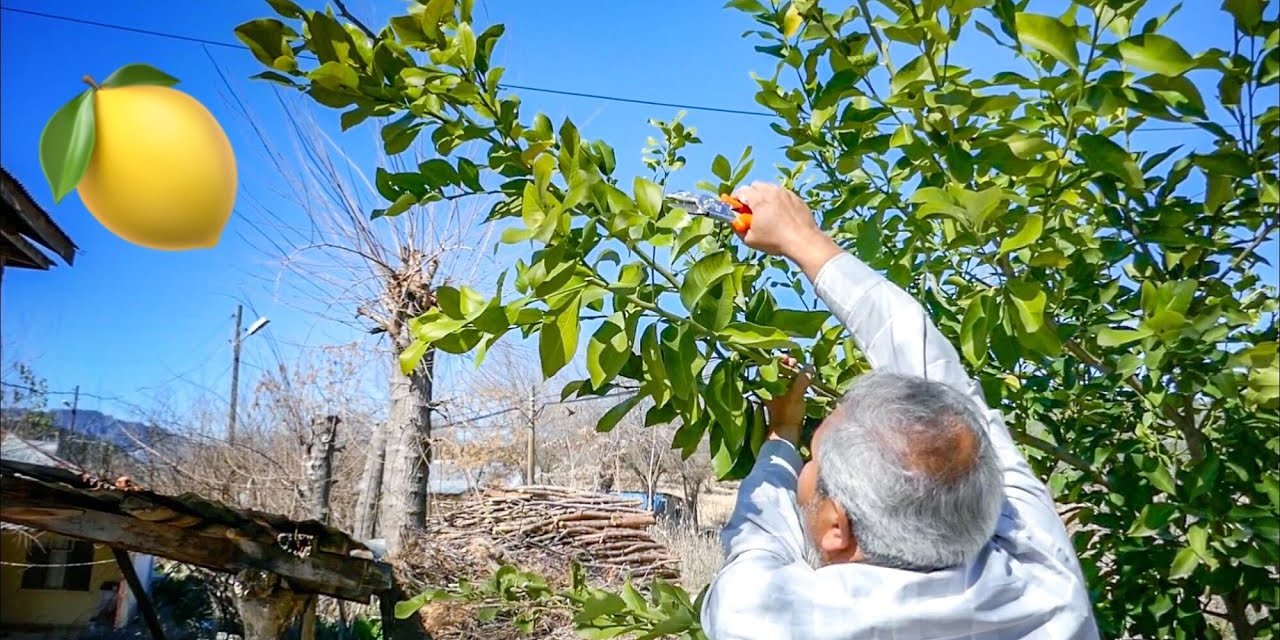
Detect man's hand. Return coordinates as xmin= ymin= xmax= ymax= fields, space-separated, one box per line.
xmin=733 ymin=182 xmax=842 ymax=280
xmin=765 ymin=359 xmax=812 ymax=445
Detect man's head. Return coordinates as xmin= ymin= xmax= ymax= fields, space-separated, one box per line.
xmin=795 ymin=372 xmax=1003 ymax=571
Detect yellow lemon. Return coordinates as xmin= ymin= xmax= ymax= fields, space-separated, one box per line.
xmin=77 ymin=85 xmax=236 ymax=250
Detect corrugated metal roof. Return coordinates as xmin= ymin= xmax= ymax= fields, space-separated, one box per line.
xmin=1 ymin=165 xmax=77 ymax=269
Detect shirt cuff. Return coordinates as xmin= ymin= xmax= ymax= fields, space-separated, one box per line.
xmin=759 ymin=438 xmax=804 ymax=474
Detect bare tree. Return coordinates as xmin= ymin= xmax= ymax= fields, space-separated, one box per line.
xmin=232 ymin=92 xmax=495 ymax=552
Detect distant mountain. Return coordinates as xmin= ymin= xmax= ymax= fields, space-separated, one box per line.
xmin=2 ymin=408 xmax=172 ymax=453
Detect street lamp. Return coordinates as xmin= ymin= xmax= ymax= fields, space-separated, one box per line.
xmin=228 ymin=306 xmax=269 ymax=444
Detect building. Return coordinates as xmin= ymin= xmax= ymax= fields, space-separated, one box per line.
xmin=0 ymin=432 xmax=155 ymax=637
xmin=0 ymin=165 xmax=77 ymax=288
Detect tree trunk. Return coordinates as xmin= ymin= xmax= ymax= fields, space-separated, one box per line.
xmin=305 ymin=415 xmax=340 ymax=524
xmin=379 ymin=348 xmax=435 ymax=553
xmin=354 ymin=420 xmax=387 ymax=541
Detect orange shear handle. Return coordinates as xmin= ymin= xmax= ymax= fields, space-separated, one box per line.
xmin=720 ymin=194 xmax=753 ymax=236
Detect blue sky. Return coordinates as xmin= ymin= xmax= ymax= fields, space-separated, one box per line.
xmin=0 ymin=1 xmax=1271 ymax=423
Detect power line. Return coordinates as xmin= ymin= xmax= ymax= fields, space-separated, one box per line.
xmin=0 ymin=6 xmax=772 ymax=118
xmin=0 ymin=5 xmax=1214 ymax=131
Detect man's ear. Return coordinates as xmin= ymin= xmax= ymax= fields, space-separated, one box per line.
xmin=816 ymin=497 xmax=857 ymax=560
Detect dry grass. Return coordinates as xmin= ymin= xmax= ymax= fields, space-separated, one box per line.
xmin=652 ymin=522 xmax=724 ymax=594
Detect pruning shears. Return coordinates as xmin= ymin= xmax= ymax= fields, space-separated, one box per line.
xmin=665 ymin=191 xmax=753 ymax=237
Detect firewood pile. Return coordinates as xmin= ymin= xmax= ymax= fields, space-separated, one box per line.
xmin=391 ymin=486 xmax=684 ymax=639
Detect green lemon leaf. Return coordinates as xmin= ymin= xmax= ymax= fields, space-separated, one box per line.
xmin=1078 ymin=134 xmax=1144 ymax=189
xmin=679 ymin=251 xmax=734 ymax=312
xmin=39 ymin=89 xmax=97 ymax=203
xmin=587 ymin=313 xmax=631 ymax=388
xmin=782 ymin=3 xmax=804 ymax=38
xmin=718 ymin=322 xmax=798 ymax=350
xmin=101 ymin=63 xmax=180 ymax=88
xmin=456 ymin=22 xmax=476 ymax=67
xmin=1014 ymin=12 xmax=1080 ymax=68
xmin=768 ymin=309 xmax=829 ymax=339
xmin=999 ymin=214 xmax=1044 ymax=254
xmin=1115 ymin=34 xmax=1195 ymax=76
xmin=960 ymin=292 xmax=992 ymax=367
xmin=596 ymin=394 xmax=643 ymax=434
xmin=539 ymin=294 xmax=582 ymax=378
xmin=1097 ymin=327 xmax=1153 ymax=347
xmin=1169 ymin=546 xmax=1200 ymax=579
xmin=634 ymin=177 xmax=662 ymax=218
xmin=1204 ymin=173 xmax=1231 ymax=213
xmin=1007 ymin=280 xmax=1047 ymax=333
xmin=398 ymin=339 xmax=428 ymax=375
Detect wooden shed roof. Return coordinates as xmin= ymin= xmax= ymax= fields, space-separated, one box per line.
xmin=0 ymin=458 xmax=392 ymax=602
xmin=0 ymin=166 xmax=77 ymax=270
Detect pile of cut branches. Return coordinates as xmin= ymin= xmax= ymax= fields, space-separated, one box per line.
xmin=393 ymin=486 xmax=685 ymax=639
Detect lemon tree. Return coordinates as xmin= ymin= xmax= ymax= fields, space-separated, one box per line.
xmin=237 ymin=0 xmax=1278 ymax=637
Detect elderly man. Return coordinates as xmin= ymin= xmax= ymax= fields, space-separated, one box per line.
xmin=701 ymin=184 xmax=1098 ymax=639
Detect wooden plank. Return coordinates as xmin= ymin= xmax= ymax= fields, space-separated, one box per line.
xmin=111 ymin=548 xmax=166 ymax=640
xmin=1 ymin=477 xmax=391 ymax=602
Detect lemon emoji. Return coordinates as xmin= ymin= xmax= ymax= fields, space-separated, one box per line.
xmin=39 ymin=63 xmax=236 ymax=251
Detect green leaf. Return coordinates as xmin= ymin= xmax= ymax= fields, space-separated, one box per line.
xmin=1169 ymin=546 xmax=1200 ymax=579
xmin=782 ymin=2 xmax=804 ymax=38
xmin=1097 ymin=327 xmax=1152 ymax=346
xmin=634 ymin=177 xmax=662 ymax=218
xmin=596 ymin=395 xmax=642 ymax=433
xmin=539 ymin=294 xmax=582 ymax=378
xmin=1014 ymin=12 xmax=1080 ymax=68
xmin=39 ymin=90 xmax=96 ymax=203
xmin=1115 ymin=35 xmax=1196 ymax=76
xmin=999 ymin=214 xmax=1044 ymax=253
xmin=712 ymin=154 xmax=732 ymax=181
xmin=679 ymin=251 xmax=734 ymax=312
xmin=399 ymin=340 xmax=428 ymax=376
xmin=234 ymin=18 xmax=297 ymax=67
xmin=960 ymin=293 xmax=992 ymax=366
xmin=456 ymin=22 xmax=476 ymax=67
xmin=101 ymin=63 xmax=180 ymax=88
xmin=1204 ymin=173 xmax=1231 ymax=213
xmin=1130 ymin=503 xmax=1178 ymax=536
xmin=394 ymin=592 xmax=428 ymax=619
xmin=587 ymin=314 xmax=632 ymax=388
xmin=309 ymin=61 xmax=359 ymax=90
xmin=1007 ymin=280 xmax=1047 ymax=333
xmin=768 ymin=309 xmax=829 ymax=339
xmin=718 ymin=322 xmax=798 ymax=350
xmin=265 ymin=0 xmax=306 ymax=18
xmin=1078 ymin=134 xmax=1143 ymax=189
xmin=961 ymin=186 xmax=1005 ymax=230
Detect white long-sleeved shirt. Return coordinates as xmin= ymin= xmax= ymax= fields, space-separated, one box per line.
xmin=701 ymin=252 xmax=1099 ymax=639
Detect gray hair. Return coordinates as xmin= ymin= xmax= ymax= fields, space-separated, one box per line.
xmin=815 ymin=371 xmax=1002 ymax=571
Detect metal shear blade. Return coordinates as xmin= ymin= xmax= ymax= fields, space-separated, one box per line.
xmin=665 ymin=191 xmax=737 ymax=223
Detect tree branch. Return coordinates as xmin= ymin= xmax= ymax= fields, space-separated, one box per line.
xmin=333 ymin=0 xmax=377 ymax=41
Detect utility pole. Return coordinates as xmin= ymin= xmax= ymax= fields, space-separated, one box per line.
xmin=524 ymin=391 xmax=537 ymax=485
xmin=68 ymin=385 xmax=80 ymax=432
xmin=228 ymin=305 xmax=243 ymax=445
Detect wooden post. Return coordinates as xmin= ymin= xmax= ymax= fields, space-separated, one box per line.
xmin=110 ymin=547 xmax=165 ymax=640
xmin=524 ymin=392 xmax=536 ymax=484
xmin=236 ymin=570 xmax=308 ymax=640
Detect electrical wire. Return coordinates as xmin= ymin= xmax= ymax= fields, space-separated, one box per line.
xmin=0 ymin=5 xmax=1216 ymax=131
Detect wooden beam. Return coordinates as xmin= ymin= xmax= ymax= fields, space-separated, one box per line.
xmin=111 ymin=548 xmax=166 ymax=640
xmin=1 ymin=477 xmax=391 ymax=602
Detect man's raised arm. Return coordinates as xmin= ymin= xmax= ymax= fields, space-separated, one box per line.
xmin=733 ymin=183 xmax=1065 ymax=533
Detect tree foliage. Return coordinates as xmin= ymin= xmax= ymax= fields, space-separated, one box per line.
xmin=237 ymin=0 xmax=1278 ymax=636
